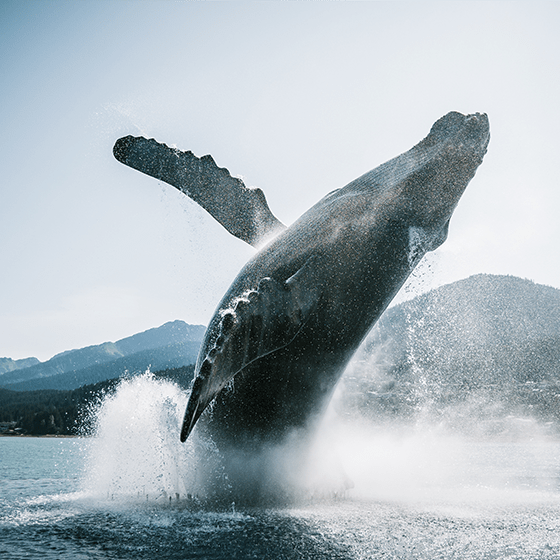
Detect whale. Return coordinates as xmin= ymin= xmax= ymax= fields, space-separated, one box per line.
xmin=114 ymin=112 xmax=490 ymax=491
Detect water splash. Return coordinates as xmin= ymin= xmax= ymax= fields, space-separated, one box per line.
xmin=77 ymin=365 xmax=560 ymax=510
xmin=77 ymin=372 xmax=360 ymax=505
xmin=81 ymin=372 xmax=202 ymax=502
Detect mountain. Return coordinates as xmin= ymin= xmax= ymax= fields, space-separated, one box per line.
xmin=0 ymin=357 xmax=41 ymax=376
xmin=4 ymin=341 xmax=201 ymax=391
xmin=338 ymin=274 xmax=560 ymax=432
xmin=0 ymin=321 xmax=205 ymax=391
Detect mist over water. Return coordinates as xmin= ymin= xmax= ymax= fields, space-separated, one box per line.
xmin=78 ymin=368 xmax=560 ymax=510
xmin=3 ymin=368 xmax=560 ymax=559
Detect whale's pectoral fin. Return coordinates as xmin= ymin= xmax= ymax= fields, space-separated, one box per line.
xmin=113 ymin=136 xmax=286 ymax=247
xmin=180 ymin=258 xmax=323 ymax=441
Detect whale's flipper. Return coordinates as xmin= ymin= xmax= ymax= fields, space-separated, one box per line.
xmin=113 ymin=136 xmax=286 ymax=247
xmin=180 ymin=257 xmax=324 ymax=442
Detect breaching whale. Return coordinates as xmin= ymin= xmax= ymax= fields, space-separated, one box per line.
xmin=113 ymin=112 xmax=490 ymax=459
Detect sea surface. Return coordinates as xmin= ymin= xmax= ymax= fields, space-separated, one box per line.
xmin=2 ymin=375 xmax=560 ymax=560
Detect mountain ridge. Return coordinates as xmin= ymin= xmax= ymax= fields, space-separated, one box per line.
xmin=0 ymin=320 xmax=205 ymax=391
xmin=0 ymin=357 xmax=41 ymax=376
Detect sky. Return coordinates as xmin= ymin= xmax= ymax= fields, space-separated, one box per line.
xmin=1 ymin=1 xmax=559 ymax=362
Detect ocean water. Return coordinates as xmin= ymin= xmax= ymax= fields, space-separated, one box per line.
xmin=2 ymin=374 xmax=560 ymax=560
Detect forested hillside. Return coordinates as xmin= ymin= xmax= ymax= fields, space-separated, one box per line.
xmin=339 ymin=274 xmax=560 ymax=432
xmin=0 ymin=366 xmax=195 ymax=436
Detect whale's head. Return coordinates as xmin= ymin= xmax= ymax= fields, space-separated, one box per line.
xmin=336 ymin=111 xmax=489 ymax=264
xmin=389 ymin=111 xmax=490 ymax=263
xmin=409 ymin=111 xmax=490 ymax=229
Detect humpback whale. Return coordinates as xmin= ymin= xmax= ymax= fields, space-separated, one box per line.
xmin=114 ymin=112 xmax=490 ymax=475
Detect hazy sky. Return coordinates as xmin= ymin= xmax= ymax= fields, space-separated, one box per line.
xmin=1 ymin=1 xmax=559 ymax=361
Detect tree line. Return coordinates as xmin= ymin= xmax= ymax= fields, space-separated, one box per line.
xmin=0 ymin=366 xmax=194 ymax=436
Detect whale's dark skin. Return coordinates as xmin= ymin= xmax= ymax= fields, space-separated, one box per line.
xmin=114 ymin=112 xmax=490 ymax=463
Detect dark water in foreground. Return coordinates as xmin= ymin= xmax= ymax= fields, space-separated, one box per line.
xmin=2 ymin=376 xmax=560 ymax=559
